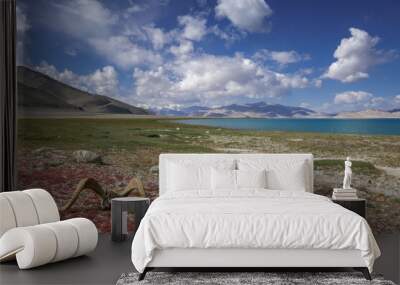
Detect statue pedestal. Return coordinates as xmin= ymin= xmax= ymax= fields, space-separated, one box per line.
xmin=334 ymin=187 xmax=356 ymax=191
xmin=332 ymin=188 xmax=358 ymax=200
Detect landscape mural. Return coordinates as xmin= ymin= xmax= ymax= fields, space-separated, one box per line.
xmin=16 ymin=0 xmax=400 ymax=233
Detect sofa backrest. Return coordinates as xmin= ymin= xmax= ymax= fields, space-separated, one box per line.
xmin=0 ymin=189 xmax=60 ymax=237
xmin=159 ymin=153 xmax=313 ymax=195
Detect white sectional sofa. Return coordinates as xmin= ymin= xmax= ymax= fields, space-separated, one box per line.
xmin=0 ymin=189 xmax=98 ymax=269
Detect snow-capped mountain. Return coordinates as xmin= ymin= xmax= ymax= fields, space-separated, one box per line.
xmin=152 ymin=102 xmax=319 ymax=118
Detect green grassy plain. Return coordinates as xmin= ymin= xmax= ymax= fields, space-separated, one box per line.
xmin=18 ymin=117 xmax=400 ymax=168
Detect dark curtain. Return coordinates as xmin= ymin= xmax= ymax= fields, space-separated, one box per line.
xmin=0 ymin=0 xmax=17 ymax=192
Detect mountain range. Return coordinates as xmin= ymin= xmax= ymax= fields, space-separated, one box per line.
xmin=17 ymin=66 xmax=149 ymax=116
xmin=151 ymin=102 xmax=323 ymax=118
xmin=152 ymin=101 xmax=400 ymax=118
xmin=17 ymin=66 xmax=400 ymax=118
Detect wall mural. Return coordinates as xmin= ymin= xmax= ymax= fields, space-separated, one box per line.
xmin=16 ymin=0 xmax=400 ymax=233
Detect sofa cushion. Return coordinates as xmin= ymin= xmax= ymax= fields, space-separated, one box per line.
xmin=0 ymin=189 xmax=60 ymax=238
xmin=0 ymin=192 xmax=39 ymax=227
xmin=24 ymin=189 xmax=60 ymax=224
xmin=0 ymin=196 xmax=17 ymax=237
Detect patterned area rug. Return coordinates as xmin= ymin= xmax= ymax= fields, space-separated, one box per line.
xmin=116 ymin=271 xmax=395 ymax=285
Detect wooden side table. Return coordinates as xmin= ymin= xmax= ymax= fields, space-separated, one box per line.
xmin=332 ymin=198 xmax=366 ymax=218
xmin=111 ymin=197 xmax=150 ymax=242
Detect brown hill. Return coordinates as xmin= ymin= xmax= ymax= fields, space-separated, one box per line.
xmin=17 ymin=66 xmax=150 ymax=115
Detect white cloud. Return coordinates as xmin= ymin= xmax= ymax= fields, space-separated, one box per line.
xmin=124 ymin=4 xmax=147 ymax=17
xmin=215 ymin=0 xmax=273 ymax=32
xmin=178 ymin=15 xmax=207 ymax=41
xmin=253 ymin=49 xmax=310 ymax=66
xmin=211 ymin=25 xmax=243 ymax=43
xmin=394 ymin=95 xmax=400 ymax=106
xmin=143 ymin=26 xmax=171 ymax=50
xmin=174 ymin=55 xmax=259 ymax=93
xmin=300 ymin=102 xmax=312 ymax=109
xmin=26 ymin=0 xmax=325 ymax=108
xmin=332 ymin=91 xmax=399 ymax=111
xmin=334 ymin=91 xmax=373 ymax=104
xmin=46 ymin=0 xmax=162 ymax=69
xmin=313 ymin=79 xmax=322 ymax=88
xmin=16 ymin=5 xmax=30 ymax=33
xmin=50 ymin=0 xmax=118 ymax=39
xmin=88 ymin=36 xmax=162 ymax=69
xmin=124 ymin=0 xmax=170 ymax=17
xmin=36 ymin=62 xmax=119 ymax=96
xmin=323 ymin=28 xmax=396 ymax=83
xmin=86 ymin=66 xmax=119 ymax=96
xmin=169 ymin=40 xmax=194 ymax=57
xmin=16 ymin=5 xmax=30 ymax=65
xmin=370 ymin=97 xmax=385 ymax=105
xmin=133 ymin=67 xmax=175 ymax=103
xmin=132 ymin=53 xmax=311 ymax=106
xmin=269 ymin=51 xmax=303 ymax=65
xmin=366 ymin=95 xmax=400 ymax=110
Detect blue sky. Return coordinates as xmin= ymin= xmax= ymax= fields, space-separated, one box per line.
xmin=17 ymin=0 xmax=400 ymax=112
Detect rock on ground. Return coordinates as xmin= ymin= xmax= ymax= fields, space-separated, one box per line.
xmin=73 ymin=150 xmax=102 ymax=163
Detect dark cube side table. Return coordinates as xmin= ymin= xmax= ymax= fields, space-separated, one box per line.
xmin=332 ymin=198 xmax=366 ymax=218
xmin=111 ymin=197 xmax=150 ymax=242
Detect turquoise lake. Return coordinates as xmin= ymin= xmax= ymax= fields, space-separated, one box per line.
xmin=177 ymin=118 xmax=400 ymax=136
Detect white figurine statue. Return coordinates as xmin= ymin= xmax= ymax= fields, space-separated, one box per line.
xmin=343 ymin=157 xmax=352 ymax=189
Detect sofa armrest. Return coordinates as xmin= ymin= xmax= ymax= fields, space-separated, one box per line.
xmin=0 ymin=218 xmax=98 ymax=269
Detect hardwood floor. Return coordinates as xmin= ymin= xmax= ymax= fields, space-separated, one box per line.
xmin=1 ymin=233 xmax=398 ymax=285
